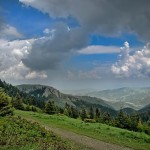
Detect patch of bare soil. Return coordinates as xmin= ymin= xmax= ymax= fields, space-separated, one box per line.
xmin=44 ymin=125 xmax=132 ymax=150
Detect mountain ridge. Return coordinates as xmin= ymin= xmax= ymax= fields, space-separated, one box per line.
xmin=16 ymin=84 xmax=117 ymax=115
xmin=85 ymin=87 xmax=150 ymax=110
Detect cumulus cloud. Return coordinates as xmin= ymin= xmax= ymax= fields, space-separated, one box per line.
xmin=112 ymin=42 xmax=150 ymax=77
xmin=0 ymin=39 xmax=47 ymax=80
xmin=78 ymin=45 xmax=120 ymax=54
xmin=22 ymin=24 xmax=88 ymax=70
xmin=18 ymin=0 xmax=150 ymax=72
xmin=0 ymin=24 xmax=22 ymax=39
xmin=0 ymin=16 xmax=22 ymax=39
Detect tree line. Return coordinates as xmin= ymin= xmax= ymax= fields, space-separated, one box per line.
xmin=0 ymin=86 xmax=150 ymax=135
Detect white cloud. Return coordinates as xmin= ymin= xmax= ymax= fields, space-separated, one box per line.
xmin=25 ymin=71 xmax=48 ymax=79
xmin=0 ymin=24 xmax=22 ymax=39
xmin=112 ymin=42 xmax=150 ymax=78
xmin=0 ymin=39 xmax=47 ymax=80
xmin=78 ymin=45 xmax=120 ymax=54
xmin=43 ymin=28 xmax=50 ymax=34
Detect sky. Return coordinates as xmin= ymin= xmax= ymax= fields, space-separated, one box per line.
xmin=0 ymin=0 xmax=150 ymax=91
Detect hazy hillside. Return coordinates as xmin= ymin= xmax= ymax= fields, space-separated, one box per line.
xmin=17 ymin=84 xmax=117 ymax=115
xmin=139 ymin=103 xmax=150 ymax=113
xmin=86 ymin=87 xmax=150 ymax=110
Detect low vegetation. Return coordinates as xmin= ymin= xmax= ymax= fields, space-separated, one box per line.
xmin=0 ymin=116 xmax=84 ymax=150
xmin=15 ymin=110 xmax=150 ymax=150
xmin=1 ymin=79 xmax=150 ymax=150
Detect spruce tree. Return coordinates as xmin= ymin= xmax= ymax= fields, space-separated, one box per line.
xmin=0 ymin=88 xmax=13 ymax=116
xmin=117 ymin=109 xmax=125 ymax=128
xmin=45 ymin=100 xmax=56 ymax=114
xmin=70 ymin=106 xmax=79 ymax=119
xmin=95 ymin=108 xmax=100 ymax=118
xmin=12 ymin=93 xmax=24 ymax=110
xmin=103 ymin=112 xmax=111 ymax=124
xmin=81 ymin=108 xmax=87 ymax=121
xmin=89 ymin=106 xmax=94 ymax=119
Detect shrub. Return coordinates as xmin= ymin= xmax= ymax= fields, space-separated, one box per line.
xmin=84 ymin=119 xmax=96 ymax=123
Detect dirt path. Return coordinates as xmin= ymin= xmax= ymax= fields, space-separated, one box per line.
xmin=23 ymin=117 xmax=132 ymax=150
xmin=42 ymin=125 xmax=132 ymax=150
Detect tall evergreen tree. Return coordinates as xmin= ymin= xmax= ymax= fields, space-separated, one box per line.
xmin=116 ymin=109 xmax=125 ymax=128
xmin=130 ymin=113 xmax=140 ymax=131
xmin=0 ymin=88 xmax=13 ymax=116
xmin=89 ymin=106 xmax=94 ymax=119
xmin=45 ymin=100 xmax=56 ymax=114
xmin=103 ymin=112 xmax=111 ymax=124
xmin=70 ymin=106 xmax=79 ymax=119
xmin=95 ymin=108 xmax=100 ymax=118
xmin=12 ymin=93 xmax=24 ymax=110
xmin=81 ymin=108 xmax=87 ymax=121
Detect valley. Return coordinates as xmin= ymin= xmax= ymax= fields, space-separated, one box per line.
xmin=0 ymin=80 xmax=150 ymax=150
xmin=15 ymin=110 xmax=149 ymax=150
xmin=1 ymin=1 xmax=150 ymax=150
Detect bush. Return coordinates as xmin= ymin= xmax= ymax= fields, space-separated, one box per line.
xmin=84 ymin=119 xmax=96 ymax=123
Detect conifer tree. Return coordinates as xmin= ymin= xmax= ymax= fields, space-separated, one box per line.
xmin=89 ymin=106 xmax=94 ymax=119
xmin=117 ymin=109 xmax=125 ymax=128
xmin=81 ymin=108 xmax=87 ymax=121
xmin=12 ymin=93 xmax=24 ymax=110
xmin=0 ymin=88 xmax=13 ymax=116
xmin=130 ymin=113 xmax=140 ymax=131
xmin=95 ymin=108 xmax=100 ymax=118
xmin=103 ymin=112 xmax=111 ymax=124
xmin=70 ymin=106 xmax=79 ymax=119
xmin=45 ymin=100 xmax=56 ymax=114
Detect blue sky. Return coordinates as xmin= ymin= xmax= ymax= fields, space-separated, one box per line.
xmin=0 ymin=0 xmax=150 ymax=90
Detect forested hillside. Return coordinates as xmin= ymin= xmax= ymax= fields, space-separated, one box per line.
xmin=0 ymin=80 xmax=150 ymax=150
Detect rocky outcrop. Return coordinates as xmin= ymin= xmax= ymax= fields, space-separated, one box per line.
xmin=17 ymin=84 xmax=62 ymax=98
xmin=42 ymin=87 xmax=61 ymax=98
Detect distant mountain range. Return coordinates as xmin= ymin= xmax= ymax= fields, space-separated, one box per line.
xmin=71 ymin=87 xmax=150 ymax=110
xmin=17 ymin=84 xmax=117 ymax=116
xmin=139 ymin=103 xmax=150 ymax=113
xmin=1 ymin=79 xmax=149 ymax=115
xmin=17 ymin=84 xmax=150 ymax=112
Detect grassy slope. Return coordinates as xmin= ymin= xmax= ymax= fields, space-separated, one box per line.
xmin=15 ymin=110 xmax=150 ymax=150
xmin=0 ymin=116 xmax=85 ymax=150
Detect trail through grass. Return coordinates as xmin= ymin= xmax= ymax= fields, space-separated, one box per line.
xmin=15 ymin=110 xmax=150 ymax=150
xmin=0 ymin=115 xmax=86 ymax=150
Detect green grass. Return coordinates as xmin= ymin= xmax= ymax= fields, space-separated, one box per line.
xmin=0 ymin=115 xmax=85 ymax=150
xmin=15 ymin=110 xmax=150 ymax=150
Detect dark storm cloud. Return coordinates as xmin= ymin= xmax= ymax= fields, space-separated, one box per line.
xmin=20 ymin=0 xmax=150 ymax=40
xmin=20 ymin=0 xmax=150 ymax=71
xmin=22 ymin=24 xmax=88 ymax=70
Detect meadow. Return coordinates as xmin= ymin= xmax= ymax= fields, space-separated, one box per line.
xmin=0 ymin=115 xmax=85 ymax=150
xmin=15 ymin=110 xmax=150 ymax=150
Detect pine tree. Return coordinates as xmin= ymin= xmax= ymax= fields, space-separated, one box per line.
xmin=70 ymin=106 xmax=79 ymax=119
xmin=103 ymin=112 xmax=111 ymax=124
xmin=45 ymin=100 xmax=56 ymax=114
xmin=117 ymin=109 xmax=125 ymax=128
xmin=64 ymin=108 xmax=69 ymax=116
xmin=130 ymin=113 xmax=140 ymax=131
xmin=0 ymin=88 xmax=13 ymax=116
xmin=12 ymin=93 xmax=24 ymax=110
xmin=81 ymin=108 xmax=87 ymax=121
xmin=95 ymin=108 xmax=100 ymax=118
xmin=89 ymin=106 xmax=94 ymax=119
